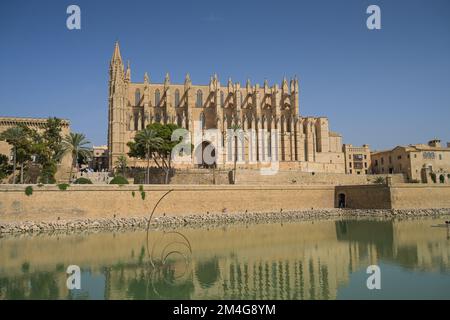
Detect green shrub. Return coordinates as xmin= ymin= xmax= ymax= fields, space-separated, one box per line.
xmin=430 ymin=173 xmax=437 ymax=183
xmin=57 ymin=183 xmax=70 ymax=190
xmin=131 ymin=191 xmax=135 ymax=197
xmin=74 ymin=177 xmax=93 ymax=184
xmin=141 ymin=191 xmax=146 ymax=200
xmin=139 ymin=185 xmax=144 ymax=192
xmin=109 ymin=176 xmax=128 ymax=185
xmin=373 ymin=176 xmax=385 ymax=184
xmin=25 ymin=186 xmax=33 ymax=196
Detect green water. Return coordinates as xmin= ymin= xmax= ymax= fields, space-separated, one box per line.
xmin=0 ymin=217 xmax=449 ymax=300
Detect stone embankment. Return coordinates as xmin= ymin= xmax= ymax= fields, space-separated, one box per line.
xmin=1 ymin=208 xmax=450 ymax=235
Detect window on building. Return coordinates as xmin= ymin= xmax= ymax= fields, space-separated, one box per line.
xmin=220 ymin=91 xmax=224 ymax=107
xmin=423 ymin=152 xmax=435 ymax=159
xmin=196 ymin=90 xmax=203 ymax=107
xmin=349 ymin=162 xmax=352 ymax=168
xmin=365 ymin=170 xmax=368 ymax=174
xmin=174 ymin=89 xmax=180 ymax=107
xmin=414 ymin=154 xmax=417 ymax=158
xmin=349 ymin=169 xmax=352 ymax=174
xmin=155 ymin=89 xmax=161 ymax=106
xmin=389 ymin=156 xmax=392 ymax=164
xmin=135 ymin=89 xmax=141 ymax=106
xmin=364 ymin=162 xmax=367 ymax=168
xmin=439 ymin=154 xmax=442 ymax=160
xmin=397 ymin=155 xmax=402 ymax=160
xmin=364 ymin=155 xmax=367 ymax=159
xmin=381 ymin=157 xmax=384 ymax=165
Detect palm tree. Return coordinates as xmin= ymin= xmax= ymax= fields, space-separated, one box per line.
xmin=0 ymin=127 xmax=27 ymax=184
xmin=114 ymin=155 xmax=128 ymax=177
xmin=62 ymin=133 xmax=91 ymax=183
xmin=135 ymin=128 xmax=163 ymax=184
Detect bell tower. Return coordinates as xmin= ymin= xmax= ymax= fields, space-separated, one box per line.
xmin=108 ymin=41 xmax=127 ymax=169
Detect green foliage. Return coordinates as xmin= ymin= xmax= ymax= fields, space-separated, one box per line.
xmin=34 ymin=118 xmax=65 ymax=183
xmin=62 ymin=132 xmax=92 ymax=181
xmin=430 ymin=172 xmax=437 ymax=183
xmin=115 ymin=155 xmax=128 ymax=176
xmin=57 ymin=183 xmax=70 ymax=190
xmin=139 ymin=185 xmax=144 ymax=192
xmin=127 ymin=123 xmax=184 ymax=184
xmin=38 ymin=162 xmax=57 ymax=184
xmin=373 ymin=176 xmax=385 ymax=184
xmin=74 ymin=177 xmax=93 ymax=184
xmin=439 ymin=174 xmax=445 ymax=183
xmin=131 ymin=191 xmax=135 ymax=197
xmin=0 ymin=154 xmax=12 ymax=180
xmin=140 ymin=191 xmax=146 ymax=200
xmin=25 ymin=186 xmax=33 ymax=196
xmin=109 ymin=176 xmax=129 ymax=185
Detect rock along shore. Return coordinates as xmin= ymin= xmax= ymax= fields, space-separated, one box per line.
xmin=1 ymin=208 xmax=450 ymax=235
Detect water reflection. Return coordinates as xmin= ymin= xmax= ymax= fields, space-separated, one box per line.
xmin=0 ymin=217 xmax=449 ymax=299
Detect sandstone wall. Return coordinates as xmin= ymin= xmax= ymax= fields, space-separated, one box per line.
xmin=336 ymin=184 xmax=450 ymax=209
xmin=0 ymin=184 xmax=335 ymax=222
xmin=390 ymin=184 xmax=450 ymax=209
xmin=335 ymin=185 xmax=392 ymax=209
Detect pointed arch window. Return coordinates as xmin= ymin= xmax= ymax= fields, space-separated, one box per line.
xmin=135 ymin=89 xmax=141 ymax=106
xmin=196 ymin=90 xmax=203 ymax=108
xmin=155 ymin=89 xmax=161 ymax=106
xmin=174 ymin=89 xmax=180 ymax=107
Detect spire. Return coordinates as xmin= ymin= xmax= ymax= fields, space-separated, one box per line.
xmin=184 ymin=73 xmax=191 ymax=90
xmin=111 ymin=41 xmax=122 ymax=63
xmin=125 ymin=60 xmax=131 ymax=81
xmin=164 ymin=72 xmax=170 ymax=89
xmin=144 ymin=72 xmax=149 ymax=84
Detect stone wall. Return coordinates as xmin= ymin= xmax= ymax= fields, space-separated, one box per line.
xmin=335 ymin=185 xmax=391 ymax=209
xmin=336 ymin=183 xmax=450 ymax=209
xmin=390 ymin=184 xmax=450 ymax=209
xmin=0 ymin=184 xmax=335 ymax=222
xmin=131 ymin=167 xmax=405 ymax=185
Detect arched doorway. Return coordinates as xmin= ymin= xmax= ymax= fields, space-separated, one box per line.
xmin=338 ymin=193 xmax=346 ymax=208
xmin=439 ymin=174 xmax=445 ymax=184
xmin=195 ymin=141 xmax=216 ymax=168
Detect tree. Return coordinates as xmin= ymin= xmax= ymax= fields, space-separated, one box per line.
xmin=128 ymin=127 xmax=163 ymax=184
xmin=128 ymin=123 xmax=183 ymax=184
xmin=0 ymin=127 xmax=28 ymax=184
xmin=0 ymin=154 xmax=13 ymax=181
xmin=34 ymin=117 xmax=65 ymax=184
xmin=62 ymin=132 xmax=91 ymax=183
xmin=114 ymin=155 xmax=128 ymax=177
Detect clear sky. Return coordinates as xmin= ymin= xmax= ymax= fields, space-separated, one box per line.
xmin=0 ymin=0 xmax=449 ymax=150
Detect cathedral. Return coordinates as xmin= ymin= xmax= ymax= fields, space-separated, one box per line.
xmin=108 ymin=42 xmax=345 ymax=173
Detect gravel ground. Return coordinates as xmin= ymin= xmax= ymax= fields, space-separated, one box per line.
xmin=1 ymin=208 xmax=450 ymax=235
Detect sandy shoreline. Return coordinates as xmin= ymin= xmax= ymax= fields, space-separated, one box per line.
xmin=1 ymin=208 xmax=450 ymax=235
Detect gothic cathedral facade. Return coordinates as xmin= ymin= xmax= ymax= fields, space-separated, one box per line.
xmin=108 ymin=42 xmax=345 ymax=173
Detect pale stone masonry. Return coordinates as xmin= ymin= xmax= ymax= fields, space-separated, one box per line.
xmin=342 ymin=144 xmax=371 ymax=175
xmin=371 ymin=139 xmax=450 ymax=183
xmin=107 ymin=42 xmax=345 ymax=173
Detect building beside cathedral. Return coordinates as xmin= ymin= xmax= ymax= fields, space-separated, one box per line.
xmin=107 ymin=42 xmax=345 ymax=173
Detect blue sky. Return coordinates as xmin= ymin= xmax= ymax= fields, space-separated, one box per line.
xmin=0 ymin=0 xmax=449 ymax=150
